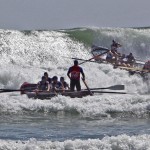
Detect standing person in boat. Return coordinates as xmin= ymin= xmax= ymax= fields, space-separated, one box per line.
xmin=52 ymin=76 xmax=63 ymax=91
xmin=111 ymin=40 xmax=122 ymax=52
xmin=106 ymin=40 xmax=122 ymax=64
xmin=44 ymin=72 xmax=52 ymax=84
xmin=67 ymin=60 xmax=85 ymax=91
xmin=37 ymin=76 xmax=51 ymax=91
xmin=111 ymin=40 xmax=122 ymax=64
xmin=60 ymin=77 xmax=70 ymax=90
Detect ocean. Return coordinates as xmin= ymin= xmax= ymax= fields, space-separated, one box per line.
xmin=0 ymin=27 xmax=150 ymax=149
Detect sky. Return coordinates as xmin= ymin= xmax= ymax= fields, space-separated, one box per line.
xmin=0 ymin=0 xmax=150 ymax=30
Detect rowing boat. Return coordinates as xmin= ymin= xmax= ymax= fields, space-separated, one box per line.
xmin=19 ymin=82 xmax=126 ymax=99
xmin=25 ymin=90 xmax=91 ymax=99
xmin=118 ymin=66 xmax=150 ymax=74
xmin=0 ymin=83 xmax=126 ymax=99
xmin=25 ymin=90 xmax=127 ymax=100
xmin=24 ymin=84 xmax=126 ymax=99
xmin=91 ymin=46 xmax=150 ymax=75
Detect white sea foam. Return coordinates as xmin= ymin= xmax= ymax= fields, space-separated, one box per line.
xmin=0 ymin=134 xmax=150 ymax=150
xmin=0 ymin=29 xmax=149 ymax=118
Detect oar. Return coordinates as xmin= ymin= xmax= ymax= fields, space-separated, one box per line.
xmin=92 ymin=91 xmax=127 ymax=94
xmin=83 ymin=85 xmax=125 ymax=91
xmin=62 ymin=56 xmax=98 ymax=63
xmin=0 ymin=87 xmax=37 ymax=93
xmin=72 ymin=58 xmax=96 ymax=63
xmin=0 ymin=89 xmax=22 ymax=93
xmin=82 ymin=78 xmax=93 ymax=96
xmin=79 ymin=51 xmax=109 ymax=65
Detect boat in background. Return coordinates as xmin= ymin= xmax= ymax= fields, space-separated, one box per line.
xmin=91 ymin=46 xmax=149 ymax=75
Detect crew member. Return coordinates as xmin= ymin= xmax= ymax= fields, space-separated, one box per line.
xmin=106 ymin=50 xmax=115 ymax=63
xmin=126 ymin=53 xmax=135 ymax=67
xmin=37 ymin=76 xmax=51 ymax=91
xmin=106 ymin=40 xmax=122 ymax=64
xmin=118 ymin=54 xmax=128 ymax=67
xmin=111 ymin=40 xmax=122 ymax=52
xmin=44 ymin=72 xmax=52 ymax=84
xmin=143 ymin=60 xmax=150 ymax=70
xmin=67 ymin=60 xmax=85 ymax=91
xmin=60 ymin=77 xmax=69 ymax=90
xmin=52 ymin=76 xmax=63 ymax=91
xmin=111 ymin=40 xmax=122 ymax=64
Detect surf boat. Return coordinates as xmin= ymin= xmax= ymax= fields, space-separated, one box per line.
xmin=23 ymin=84 xmax=126 ymax=100
xmin=91 ymin=46 xmax=150 ymax=75
xmin=20 ymin=82 xmax=93 ymax=99
xmin=25 ymin=90 xmax=92 ymax=99
xmin=0 ymin=82 xmax=126 ymax=100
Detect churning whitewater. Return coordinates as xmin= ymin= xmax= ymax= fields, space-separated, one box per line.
xmin=0 ymin=27 xmax=150 ymax=149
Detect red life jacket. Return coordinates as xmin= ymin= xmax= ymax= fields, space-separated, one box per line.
xmin=70 ymin=66 xmax=81 ymax=80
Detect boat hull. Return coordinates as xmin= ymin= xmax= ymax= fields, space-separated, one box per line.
xmin=25 ymin=91 xmax=91 ymax=99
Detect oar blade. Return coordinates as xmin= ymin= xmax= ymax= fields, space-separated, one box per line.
xmin=88 ymin=85 xmax=125 ymax=91
xmin=109 ymin=85 xmax=125 ymax=90
xmin=92 ymin=91 xmax=127 ymax=94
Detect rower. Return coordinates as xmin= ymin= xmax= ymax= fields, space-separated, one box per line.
xmin=111 ymin=40 xmax=122 ymax=64
xmin=52 ymin=76 xmax=63 ymax=91
xmin=106 ymin=50 xmax=115 ymax=63
xmin=143 ymin=60 xmax=150 ymax=70
xmin=106 ymin=40 xmax=122 ymax=64
xmin=44 ymin=72 xmax=52 ymax=84
xmin=126 ymin=53 xmax=135 ymax=67
xmin=37 ymin=76 xmax=51 ymax=91
xmin=118 ymin=54 xmax=128 ymax=67
xmin=111 ymin=40 xmax=122 ymax=52
xmin=60 ymin=77 xmax=70 ymax=90
xmin=67 ymin=60 xmax=85 ymax=91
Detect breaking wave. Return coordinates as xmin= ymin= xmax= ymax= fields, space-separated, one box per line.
xmin=0 ymin=27 xmax=149 ymax=119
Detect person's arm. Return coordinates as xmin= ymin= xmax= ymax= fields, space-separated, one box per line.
xmin=133 ymin=56 xmax=136 ymax=62
xmin=80 ymin=68 xmax=85 ymax=80
xmin=60 ymin=82 xmax=64 ymax=91
xmin=67 ymin=68 xmax=71 ymax=79
xmin=47 ymin=83 xmax=50 ymax=91
xmin=37 ymin=82 xmax=40 ymax=90
xmin=67 ymin=83 xmax=70 ymax=89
